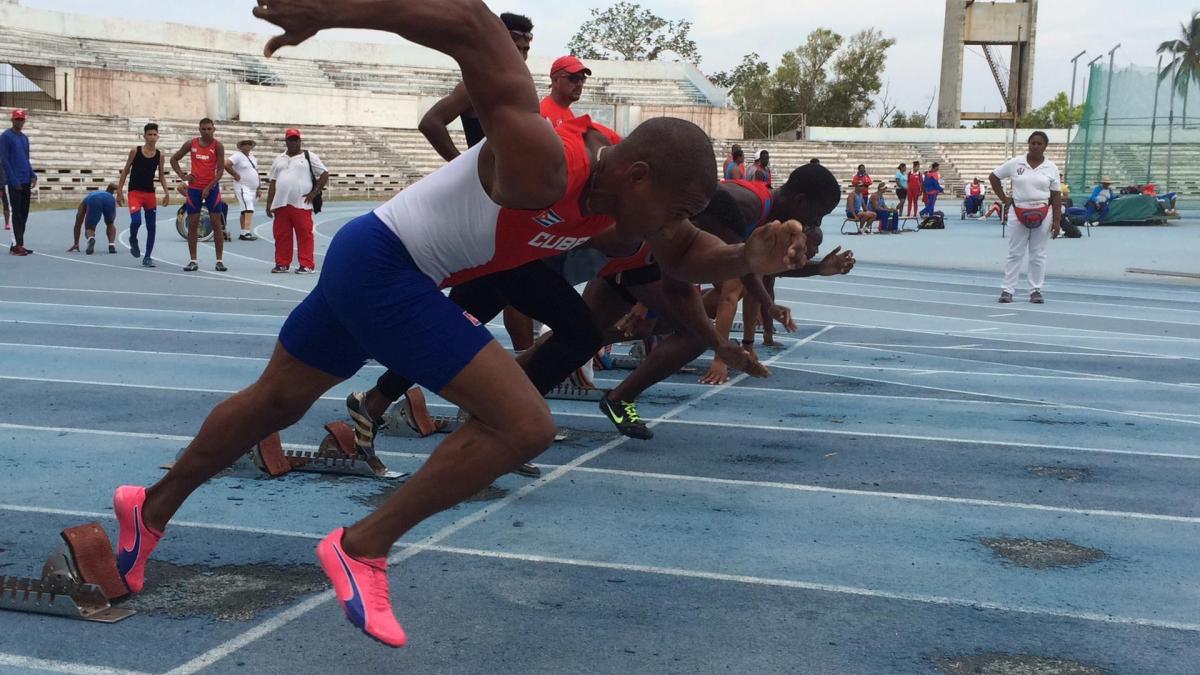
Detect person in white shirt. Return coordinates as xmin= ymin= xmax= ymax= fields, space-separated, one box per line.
xmin=225 ymin=139 xmax=260 ymax=241
xmin=266 ymin=128 xmax=328 ymax=274
xmin=988 ymin=131 xmax=1063 ymax=304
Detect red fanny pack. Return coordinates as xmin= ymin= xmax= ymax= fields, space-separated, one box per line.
xmin=1013 ymin=205 xmax=1049 ymax=228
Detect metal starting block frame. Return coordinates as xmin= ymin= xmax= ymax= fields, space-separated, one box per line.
xmin=545 ymin=383 xmax=606 ymax=401
xmin=1 ymin=523 xmax=135 ymax=623
xmin=251 ymin=424 xmax=405 ymax=480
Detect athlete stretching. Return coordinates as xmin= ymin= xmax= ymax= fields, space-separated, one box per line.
xmin=113 ymin=0 xmax=809 ymax=648
xmin=116 ymin=122 xmax=171 ymax=267
xmin=170 ymin=118 xmax=227 ymax=272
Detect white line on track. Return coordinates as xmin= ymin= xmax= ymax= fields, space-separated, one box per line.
xmin=773 ymin=360 xmax=1120 ymax=383
xmin=3 ymin=503 xmax=1198 ymax=637
xmin=808 ymin=338 xmax=1200 ymax=389
xmin=965 ymin=327 xmax=999 ymax=333
xmin=830 ymin=341 xmax=1182 ymax=359
xmin=116 ymin=228 xmax=311 ymax=294
xmin=988 ymin=313 xmax=1017 ymax=318
xmin=0 ymin=284 xmax=299 ymax=304
xmin=771 ymin=284 xmax=1200 ymax=325
xmin=13 ymin=423 xmax=1198 ymax=523
xmin=3 ymin=377 xmax=1197 ymax=461
xmin=0 ymin=653 xmax=153 ymax=675
xmin=0 ymin=319 xmax=281 ymax=338
xmin=0 ymin=300 xmax=289 ymax=320
xmin=161 ymin=326 xmax=835 ymax=674
xmin=770 ymin=362 xmax=1200 ymax=428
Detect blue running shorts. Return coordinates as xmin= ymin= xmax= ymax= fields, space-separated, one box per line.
xmin=278 ymin=212 xmax=493 ymax=392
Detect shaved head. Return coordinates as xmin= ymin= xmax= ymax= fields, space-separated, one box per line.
xmin=617 ymin=117 xmax=717 ymax=197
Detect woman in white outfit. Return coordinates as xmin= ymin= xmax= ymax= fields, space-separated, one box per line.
xmin=988 ymin=131 xmax=1062 ymax=304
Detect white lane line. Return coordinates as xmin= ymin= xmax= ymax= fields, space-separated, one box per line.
xmin=773 ymin=360 xmax=1120 ymax=383
xmin=0 ymin=284 xmax=298 ymax=304
xmin=988 ymin=313 xmax=1018 ymax=318
xmin=0 ymin=653 xmax=153 ymax=675
xmin=117 ymin=228 xmax=311 ymax=295
xmin=965 ymin=327 xmax=999 ymax=333
xmin=563 ymin=467 xmax=1200 ymax=524
xmin=771 ymin=363 xmax=1200 ymax=428
xmin=30 ymin=249 xmax=283 ymax=290
xmin=808 ymin=339 xmax=1200 ymax=389
xmin=162 ymin=326 xmax=834 ymax=674
xmin=4 ymin=379 xmax=1197 ymax=462
xmin=0 ymin=319 xmax=280 ymax=338
xmin=2 ymin=504 xmax=1197 ymax=636
xmin=772 ymin=284 xmax=1200 ymax=326
xmin=0 ymin=300 xmax=289 ymax=320
xmin=832 ymin=342 xmax=1181 ymax=359
xmin=14 ymin=422 xmax=1200 ymax=523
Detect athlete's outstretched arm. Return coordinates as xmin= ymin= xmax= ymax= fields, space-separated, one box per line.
xmin=420 ymin=83 xmax=472 ymax=162
xmin=254 ymin=0 xmax=564 ymax=208
xmin=645 ymin=219 xmax=809 ymax=284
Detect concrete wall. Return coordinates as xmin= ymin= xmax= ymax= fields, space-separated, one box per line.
xmin=236 ymin=86 xmax=420 ymax=129
xmin=808 ymin=126 xmax=1069 ymax=144
xmin=632 ymin=105 xmax=743 ymax=139
xmin=69 ymin=69 xmax=208 ymax=120
xmin=0 ymin=3 xmax=726 ymax=106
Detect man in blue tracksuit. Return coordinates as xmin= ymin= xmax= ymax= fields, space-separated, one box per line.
xmin=0 ymin=108 xmax=36 ymax=255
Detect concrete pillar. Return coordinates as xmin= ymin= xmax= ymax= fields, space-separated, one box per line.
xmin=937 ymin=0 xmax=965 ymax=128
xmin=1007 ymin=0 xmax=1038 ymax=115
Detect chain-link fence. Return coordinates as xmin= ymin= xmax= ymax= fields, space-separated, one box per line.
xmin=1067 ymin=63 xmax=1200 ymax=197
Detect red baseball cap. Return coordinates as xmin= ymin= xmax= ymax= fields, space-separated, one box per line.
xmin=551 ymin=55 xmax=591 ymax=77
xmin=12 ymin=109 xmax=27 ymax=120
xmin=285 ymin=128 xmax=302 ymax=139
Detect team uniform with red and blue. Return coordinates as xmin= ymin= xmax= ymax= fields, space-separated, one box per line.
xmin=279 ymin=116 xmax=620 ymax=392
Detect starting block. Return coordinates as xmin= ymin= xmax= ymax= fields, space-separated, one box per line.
xmin=1 ymin=522 xmax=135 ymax=623
xmin=545 ymin=383 xmax=606 ymax=401
xmin=253 ymin=426 xmax=405 ymax=480
xmin=383 ymin=387 xmax=463 ymax=438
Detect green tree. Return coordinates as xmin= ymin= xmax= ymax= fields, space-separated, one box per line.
xmin=1158 ymin=11 xmax=1200 ymax=128
xmin=815 ymin=29 xmax=895 ymax=126
xmin=975 ymin=91 xmax=1082 ymax=128
xmin=889 ymin=111 xmax=929 ymax=128
xmin=567 ymin=2 xmax=700 ymax=64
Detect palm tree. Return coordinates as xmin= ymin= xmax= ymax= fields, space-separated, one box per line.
xmin=1158 ymin=11 xmax=1200 ymax=128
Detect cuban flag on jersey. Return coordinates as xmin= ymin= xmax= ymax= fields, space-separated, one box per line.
xmin=533 ymin=209 xmax=565 ymax=228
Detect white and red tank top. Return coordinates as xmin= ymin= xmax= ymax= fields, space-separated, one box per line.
xmin=375 ymin=116 xmax=621 ymax=288
xmin=189 ymin=138 xmax=219 ymax=189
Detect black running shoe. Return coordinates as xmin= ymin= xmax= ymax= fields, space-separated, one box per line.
xmin=1030 ymin=289 xmax=1045 ymax=304
xmin=142 ymin=257 xmax=156 ymax=268
xmin=86 ymin=238 xmax=95 ymax=255
xmin=130 ymin=241 xmax=140 ymax=258
xmin=345 ymin=391 xmax=383 ymax=456
xmin=183 ymin=261 xmax=199 ymax=272
xmin=215 ymin=261 xmax=228 ymax=272
xmin=239 ymin=232 xmax=258 ymax=241
xmin=108 ymin=244 xmax=117 ymax=254
xmin=271 ymin=265 xmax=289 ymax=274
xmin=998 ymin=291 xmax=1013 ymax=304
xmin=600 ymin=397 xmax=653 ymax=440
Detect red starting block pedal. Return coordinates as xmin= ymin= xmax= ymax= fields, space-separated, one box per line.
xmin=321 ymin=422 xmax=358 ymax=457
xmin=0 ymin=522 xmax=136 ymax=623
xmin=250 ymin=433 xmax=293 ymax=477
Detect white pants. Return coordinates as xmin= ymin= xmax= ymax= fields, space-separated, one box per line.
xmin=1002 ymin=214 xmax=1051 ymax=294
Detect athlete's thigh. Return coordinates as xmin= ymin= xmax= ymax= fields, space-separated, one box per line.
xmin=499 ymin=260 xmax=591 ymax=331
xmin=438 ymin=340 xmax=549 ymax=430
xmin=582 ymin=276 xmax=635 ymax=330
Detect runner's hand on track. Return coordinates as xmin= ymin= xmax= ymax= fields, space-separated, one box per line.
xmin=769 ymin=304 xmax=796 ymax=332
xmin=715 ymin=339 xmax=768 ymax=379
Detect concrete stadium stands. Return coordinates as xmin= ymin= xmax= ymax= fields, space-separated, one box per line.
xmin=15 ymin=110 xmax=1163 ymax=206
xmin=0 ymin=25 xmax=711 ymax=108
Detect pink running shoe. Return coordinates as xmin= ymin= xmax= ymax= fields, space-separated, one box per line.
xmin=113 ymin=485 xmax=163 ymax=593
xmin=316 ymin=528 xmax=407 ymax=647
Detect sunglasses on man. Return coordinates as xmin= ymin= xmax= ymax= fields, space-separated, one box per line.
xmin=509 ymin=30 xmax=533 ymax=41
xmin=558 ymin=73 xmax=587 ymax=84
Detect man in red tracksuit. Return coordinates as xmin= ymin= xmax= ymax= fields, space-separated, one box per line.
xmin=266 ymin=128 xmax=328 ymax=274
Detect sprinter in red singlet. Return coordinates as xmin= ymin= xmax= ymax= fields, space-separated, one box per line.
xmin=113 ymin=0 xmax=811 ymax=649
xmin=170 ymin=118 xmax=227 ymax=272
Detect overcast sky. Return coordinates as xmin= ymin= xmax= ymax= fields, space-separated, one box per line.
xmin=20 ymin=0 xmax=1197 ymax=122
